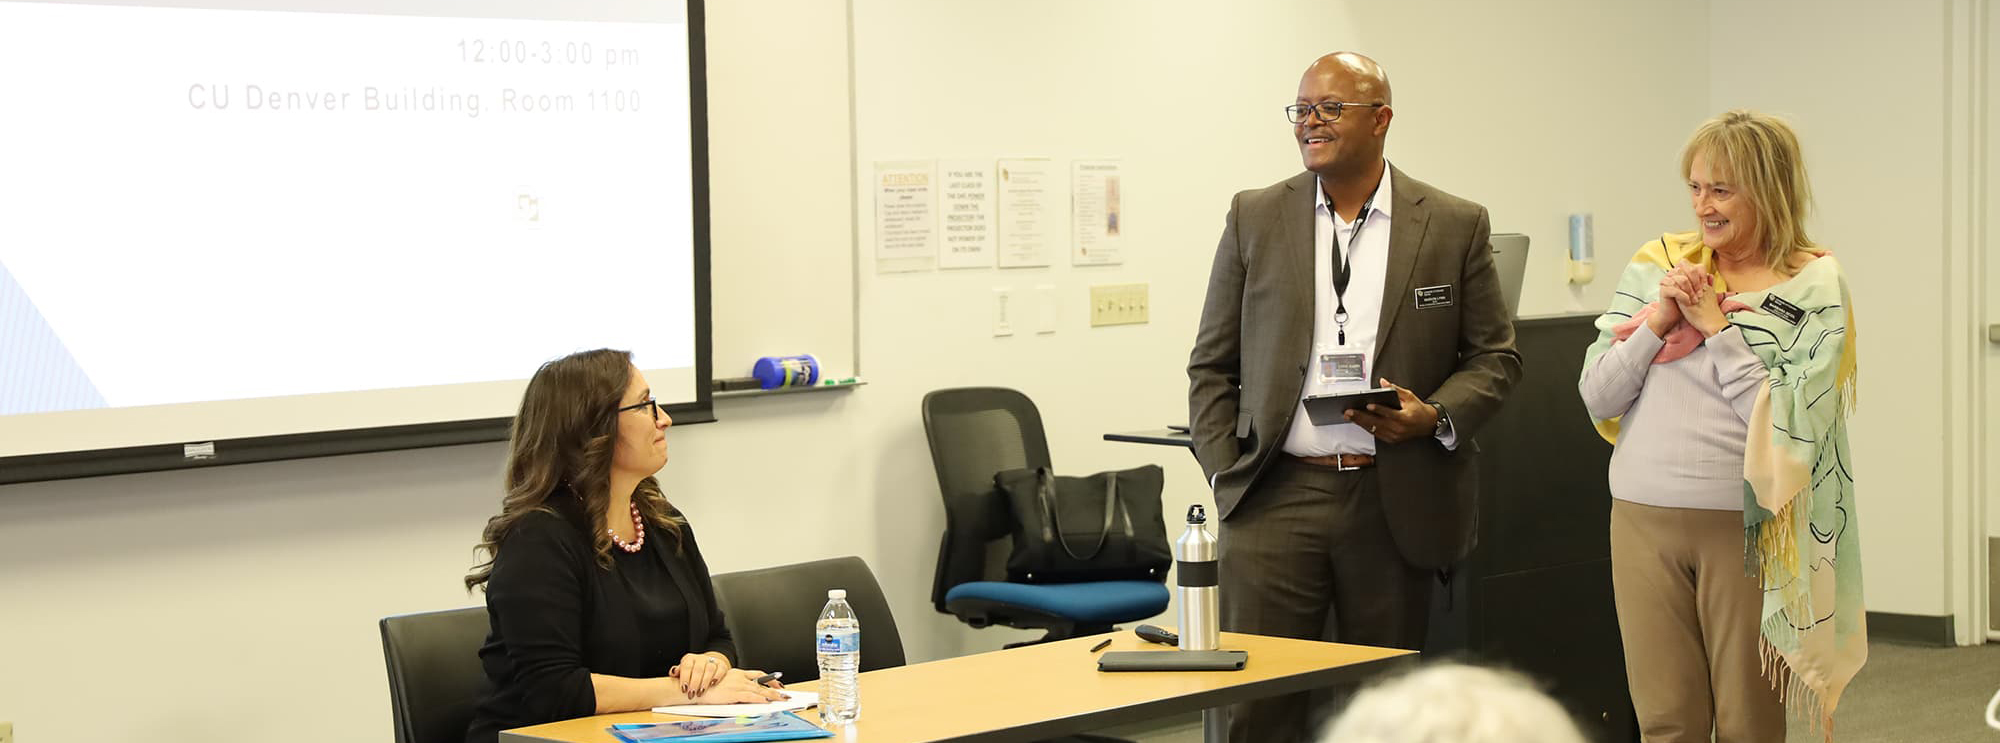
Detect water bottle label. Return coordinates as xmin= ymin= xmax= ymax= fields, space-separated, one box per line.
xmin=816 ymin=630 xmax=859 ymax=653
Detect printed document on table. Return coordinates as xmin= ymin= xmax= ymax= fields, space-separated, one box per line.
xmin=651 ymin=690 xmax=819 ymax=718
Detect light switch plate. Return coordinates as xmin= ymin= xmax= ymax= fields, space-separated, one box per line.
xmin=1089 ymin=283 xmax=1149 ymax=327
xmin=1034 ymin=284 xmax=1057 ymax=334
xmin=993 ymin=287 xmax=1016 ymax=337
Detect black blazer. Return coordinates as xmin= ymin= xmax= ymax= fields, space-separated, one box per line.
xmin=465 ymin=493 xmax=735 ymax=743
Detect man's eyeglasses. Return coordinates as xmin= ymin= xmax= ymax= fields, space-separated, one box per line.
xmin=617 ymin=397 xmax=667 ymax=424
xmin=1285 ymin=101 xmax=1387 ymax=124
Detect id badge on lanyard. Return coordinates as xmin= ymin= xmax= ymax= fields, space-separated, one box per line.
xmin=1319 ymin=195 xmax=1373 ymax=392
xmin=1316 ymin=346 xmax=1369 ymax=392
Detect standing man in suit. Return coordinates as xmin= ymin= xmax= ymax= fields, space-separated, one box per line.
xmin=1187 ymin=52 xmax=1521 ymax=743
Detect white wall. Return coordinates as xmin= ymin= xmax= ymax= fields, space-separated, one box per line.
xmin=15 ymin=2 xmax=1986 ymax=742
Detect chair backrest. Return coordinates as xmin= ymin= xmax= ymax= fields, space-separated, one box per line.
xmin=710 ymin=556 xmax=906 ymax=683
xmin=380 ymin=606 xmax=488 ymax=743
xmin=920 ymin=387 xmax=1051 ymax=612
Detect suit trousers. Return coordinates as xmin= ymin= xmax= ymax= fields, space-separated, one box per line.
xmin=1611 ymin=499 xmax=1785 ymax=743
xmin=1218 ymin=457 xmax=1431 ymax=743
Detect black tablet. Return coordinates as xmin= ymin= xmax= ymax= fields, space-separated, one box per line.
xmin=1098 ymin=649 xmax=1248 ymax=672
xmin=1302 ymin=388 xmax=1400 ymax=426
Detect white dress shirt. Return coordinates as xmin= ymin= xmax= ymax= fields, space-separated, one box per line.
xmin=1281 ymin=170 xmax=1456 ymax=457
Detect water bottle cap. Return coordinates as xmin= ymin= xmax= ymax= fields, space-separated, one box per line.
xmin=1186 ymin=504 xmax=1207 ymax=525
xmin=827 ymin=589 xmax=847 ymax=599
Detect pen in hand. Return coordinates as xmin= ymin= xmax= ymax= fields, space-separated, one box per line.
xmin=753 ymin=671 xmax=784 ymax=687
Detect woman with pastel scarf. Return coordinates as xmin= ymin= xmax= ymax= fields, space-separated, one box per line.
xmin=1579 ymin=110 xmax=1864 ymax=742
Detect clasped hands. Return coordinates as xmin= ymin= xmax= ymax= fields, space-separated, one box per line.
xmin=1648 ymin=261 xmax=1728 ymax=338
xmin=1344 ymin=379 xmax=1437 ymax=444
xmin=668 ymin=652 xmax=787 ymax=704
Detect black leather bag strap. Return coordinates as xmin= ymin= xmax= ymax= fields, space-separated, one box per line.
xmin=1038 ymin=467 xmax=1114 ymax=561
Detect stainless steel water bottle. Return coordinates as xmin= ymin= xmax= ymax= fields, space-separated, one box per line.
xmin=1174 ymin=504 xmax=1220 ymax=651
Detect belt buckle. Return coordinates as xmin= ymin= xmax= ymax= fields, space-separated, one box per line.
xmin=1334 ymin=454 xmax=1363 ymax=471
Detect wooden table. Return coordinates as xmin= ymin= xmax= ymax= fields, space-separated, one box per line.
xmin=501 ymin=631 xmax=1414 ymax=743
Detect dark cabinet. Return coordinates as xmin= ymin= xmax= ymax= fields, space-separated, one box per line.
xmin=1427 ymin=313 xmax=1638 ymax=742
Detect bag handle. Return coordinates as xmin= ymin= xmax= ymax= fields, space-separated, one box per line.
xmin=1036 ymin=467 xmax=1116 ymax=561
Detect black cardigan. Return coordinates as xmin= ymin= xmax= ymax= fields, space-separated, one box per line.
xmin=465 ymin=494 xmax=735 ymax=743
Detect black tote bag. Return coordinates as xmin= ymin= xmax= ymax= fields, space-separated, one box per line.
xmin=994 ymin=465 xmax=1170 ymax=583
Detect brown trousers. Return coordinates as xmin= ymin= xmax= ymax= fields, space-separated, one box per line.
xmin=1218 ymin=458 xmax=1431 ymax=743
xmin=1611 ymin=499 xmax=1785 ymax=743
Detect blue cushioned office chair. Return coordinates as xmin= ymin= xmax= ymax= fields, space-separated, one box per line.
xmin=379 ymin=606 xmax=487 ymax=743
xmin=921 ymin=387 xmax=1170 ymax=646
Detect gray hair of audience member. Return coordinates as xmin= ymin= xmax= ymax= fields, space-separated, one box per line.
xmin=1318 ymin=663 xmax=1589 ymax=743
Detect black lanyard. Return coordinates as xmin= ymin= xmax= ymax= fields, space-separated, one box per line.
xmin=1328 ymin=194 xmax=1376 ymax=346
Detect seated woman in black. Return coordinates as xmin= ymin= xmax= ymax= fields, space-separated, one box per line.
xmin=464 ymin=348 xmax=782 ymax=743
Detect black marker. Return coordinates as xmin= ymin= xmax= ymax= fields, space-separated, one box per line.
xmin=1089 ymin=638 xmax=1113 ymax=653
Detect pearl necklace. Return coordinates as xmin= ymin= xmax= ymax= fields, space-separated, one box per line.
xmin=609 ymin=500 xmax=645 ymax=553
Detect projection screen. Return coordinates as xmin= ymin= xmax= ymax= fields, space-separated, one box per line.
xmin=0 ymin=0 xmax=712 ymax=483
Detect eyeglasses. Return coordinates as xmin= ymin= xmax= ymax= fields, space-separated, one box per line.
xmin=616 ymin=397 xmax=667 ymax=424
xmin=1285 ymin=101 xmax=1387 ymax=124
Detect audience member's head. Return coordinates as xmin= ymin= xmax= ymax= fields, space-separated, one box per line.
xmin=1318 ymin=663 xmax=1589 ymax=743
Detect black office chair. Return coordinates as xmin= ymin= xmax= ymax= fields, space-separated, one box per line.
xmin=379 ymin=606 xmax=488 ymax=743
xmin=716 ymin=555 xmax=1126 ymax=743
xmin=921 ymin=387 xmax=1170 ymax=645
xmin=710 ymin=555 xmax=906 ymax=683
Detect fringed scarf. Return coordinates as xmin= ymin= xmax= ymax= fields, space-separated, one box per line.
xmin=1583 ymin=232 xmax=1865 ymax=738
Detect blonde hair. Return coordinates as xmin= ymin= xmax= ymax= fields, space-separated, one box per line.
xmin=1680 ymin=110 xmax=1816 ymax=274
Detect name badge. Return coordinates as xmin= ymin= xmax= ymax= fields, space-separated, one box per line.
xmin=1319 ymin=352 xmax=1367 ymax=386
xmin=1760 ymin=294 xmax=1805 ymax=325
xmin=1414 ymin=284 xmax=1453 ymax=309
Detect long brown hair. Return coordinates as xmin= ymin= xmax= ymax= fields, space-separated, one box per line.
xmin=465 ymin=348 xmax=683 ymax=592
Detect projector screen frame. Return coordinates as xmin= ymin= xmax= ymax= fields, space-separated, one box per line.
xmin=0 ymin=0 xmax=716 ymax=486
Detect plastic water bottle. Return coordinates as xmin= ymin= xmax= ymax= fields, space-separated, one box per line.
xmin=815 ymin=588 xmax=861 ymax=724
xmin=1174 ymin=504 xmax=1220 ymax=651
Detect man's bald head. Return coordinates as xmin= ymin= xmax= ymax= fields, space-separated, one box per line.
xmin=1294 ymin=52 xmax=1393 ymax=188
xmin=1305 ymin=52 xmax=1392 ymax=106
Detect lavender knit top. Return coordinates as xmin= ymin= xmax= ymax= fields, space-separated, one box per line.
xmin=1578 ymin=323 xmax=1771 ymax=511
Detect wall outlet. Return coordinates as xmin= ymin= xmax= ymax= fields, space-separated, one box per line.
xmin=1088 ymin=283 xmax=1149 ymax=327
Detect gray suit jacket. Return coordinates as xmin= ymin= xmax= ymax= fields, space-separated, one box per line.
xmin=1187 ymin=165 xmax=1521 ymax=569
